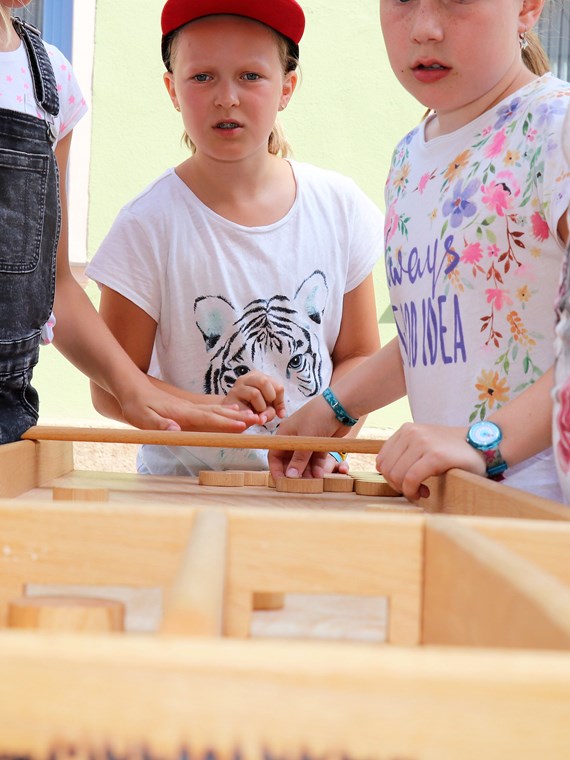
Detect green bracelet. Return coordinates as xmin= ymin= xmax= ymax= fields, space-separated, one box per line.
xmin=322 ymin=387 xmax=358 ymax=427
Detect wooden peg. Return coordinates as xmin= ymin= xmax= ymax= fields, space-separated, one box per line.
xmin=243 ymin=470 xmax=270 ymax=487
xmin=52 ymin=486 xmax=109 ymax=502
xmin=253 ymin=592 xmax=285 ymax=611
xmin=354 ymin=478 xmax=402 ymax=497
xmin=323 ymin=474 xmax=355 ymax=493
xmin=275 ymin=477 xmax=324 ymax=494
xmin=7 ymin=596 xmax=125 ymax=633
xmin=268 ymin=473 xmax=276 ymax=488
xmin=198 ymin=470 xmax=245 ymax=487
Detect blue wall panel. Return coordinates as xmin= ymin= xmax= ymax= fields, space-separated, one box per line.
xmin=43 ymin=0 xmax=74 ymax=62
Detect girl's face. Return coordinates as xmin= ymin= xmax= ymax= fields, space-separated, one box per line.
xmin=164 ymin=15 xmax=297 ymax=165
xmin=380 ymin=0 xmax=545 ymax=131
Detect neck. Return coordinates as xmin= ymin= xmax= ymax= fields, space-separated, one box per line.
xmin=176 ymin=151 xmax=296 ymax=227
xmin=0 ymin=16 xmax=19 ymax=53
xmin=427 ymin=64 xmax=539 ymax=140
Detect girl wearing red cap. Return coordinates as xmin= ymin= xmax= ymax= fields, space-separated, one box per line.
xmin=0 ymin=0 xmax=258 ymax=443
xmin=269 ymin=0 xmax=570 ymax=503
xmin=87 ymin=0 xmax=384 ymax=476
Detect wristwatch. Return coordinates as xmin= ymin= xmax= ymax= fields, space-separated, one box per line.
xmin=466 ymin=420 xmax=508 ymax=479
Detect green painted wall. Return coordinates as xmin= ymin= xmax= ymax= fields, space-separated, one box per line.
xmin=35 ymin=0 xmax=420 ymax=429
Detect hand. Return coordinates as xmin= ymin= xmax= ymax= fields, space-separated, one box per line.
xmin=119 ymin=381 xmax=260 ymax=433
xmin=223 ymin=372 xmax=286 ymax=424
xmin=375 ymin=422 xmax=486 ymax=501
xmin=268 ymin=396 xmax=348 ymax=479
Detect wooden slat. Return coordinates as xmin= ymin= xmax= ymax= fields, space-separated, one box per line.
xmin=161 ymin=510 xmax=227 ymax=637
xmin=0 ymin=440 xmax=73 ymax=498
xmin=422 ymin=468 xmax=570 ymax=521
xmin=460 ymin=516 xmax=570 ymax=586
xmin=423 ymin=517 xmax=570 ymax=648
xmin=0 ymin=502 xmax=194 ymax=625
xmin=22 ymin=425 xmax=386 ymax=454
xmin=226 ymin=510 xmax=423 ymax=644
xmin=0 ymin=633 xmax=568 ymax=759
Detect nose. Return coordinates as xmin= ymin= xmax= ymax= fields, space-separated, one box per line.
xmin=409 ymin=1 xmax=445 ymax=44
xmin=214 ymin=79 xmax=240 ymax=109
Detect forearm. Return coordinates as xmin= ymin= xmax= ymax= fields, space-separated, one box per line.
xmin=331 ymin=337 xmax=407 ymax=421
xmin=487 ymin=367 xmax=553 ymax=467
xmin=53 ymin=277 xmax=147 ymax=399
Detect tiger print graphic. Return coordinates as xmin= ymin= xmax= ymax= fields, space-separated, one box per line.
xmin=194 ymin=271 xmax=328 ymax=423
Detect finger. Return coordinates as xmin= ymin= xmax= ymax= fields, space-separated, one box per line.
xmin=285 ymin=450 xmax=314 ymax=479
xmin=268 ymin=449 xmax=288 ymax=480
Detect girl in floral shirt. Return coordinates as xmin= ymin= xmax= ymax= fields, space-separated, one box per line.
xmin=270 ymin=0 xmax=570 ymax=503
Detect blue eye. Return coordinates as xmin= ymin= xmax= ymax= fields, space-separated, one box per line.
xmin=192 ymin=73 xmax=211 ymax=82
xmin=242 ymin=72 xmax=261 ymax=81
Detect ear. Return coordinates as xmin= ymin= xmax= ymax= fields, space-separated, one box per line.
xmin=279 ymin=70 xmax=298 ymax=112
xmin=163 ymin=71 xmax=181 ymax=112
xmin=519 ymin=0 xmax=546 ymax=33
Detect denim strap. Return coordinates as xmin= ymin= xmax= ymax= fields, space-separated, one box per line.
xmin=12 ymin=16 xmax=60 ymax=117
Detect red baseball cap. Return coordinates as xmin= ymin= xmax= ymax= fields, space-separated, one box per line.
xmin=161 ymin=0 xmax=306 ymax=45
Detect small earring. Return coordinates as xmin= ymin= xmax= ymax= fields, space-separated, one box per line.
xmin=519 ymin=32 xmax=529 ymax=51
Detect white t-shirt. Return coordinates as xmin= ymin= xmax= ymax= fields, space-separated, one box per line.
xmin=0 ymin=37 xmax=87 ymax=143
xmin=87 ymin=160 xmax=384 ymax=475
xmin=384 ymin=74 xmax=570 ymax=500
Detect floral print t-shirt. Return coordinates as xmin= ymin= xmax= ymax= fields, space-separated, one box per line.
xmin=553 ymin=108 xmax=570 ymax=504
xmin=384 ymin=74 xmax=570 ymax=499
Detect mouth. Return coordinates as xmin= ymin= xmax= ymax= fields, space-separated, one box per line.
xmin=413 ymin=61 xmax=450 ymax=72
xmin=215 ymin=121 xmax=242 ymax=130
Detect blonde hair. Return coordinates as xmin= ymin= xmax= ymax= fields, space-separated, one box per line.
xmin=165 ymin=23 xmax=298 ymax=158
xmin=522 ymin=29 xmax=551 ymax=76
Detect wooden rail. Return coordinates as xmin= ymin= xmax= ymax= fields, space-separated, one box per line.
xmin=22 ymin=426 xmax=386 ymax=455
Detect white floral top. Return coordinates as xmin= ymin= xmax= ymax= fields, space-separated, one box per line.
xmin=384 ymin=74 xmax=570 ymax=498
xmin=552 ymin=107 xmax=570 ymax=503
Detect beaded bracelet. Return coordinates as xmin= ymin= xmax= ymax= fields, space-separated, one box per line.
xmin=322 ymin=387 xmax=358 ymax=427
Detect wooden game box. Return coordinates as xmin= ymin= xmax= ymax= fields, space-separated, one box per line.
xmin=0 ymin=427 xmax=567 ymax=760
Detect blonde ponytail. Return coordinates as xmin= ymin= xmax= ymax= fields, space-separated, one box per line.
xmin=522 ymin=30 xmax=551 ymax=76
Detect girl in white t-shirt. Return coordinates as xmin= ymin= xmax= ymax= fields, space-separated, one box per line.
xmin=270 ymin=0 xmax=570 ymax=502
xmin=0 ymin=0 xmax=259 ymax=443
xmin=87 ymin=0 xmax=384 ymax=476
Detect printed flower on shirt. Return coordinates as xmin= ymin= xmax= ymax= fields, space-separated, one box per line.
xmin=556 ymin=381 xmax=570 ymax=474
xmin=494 ymin=97 xmax=523 ymax=130
xmin=481 ymin=180 xmax=512 ymax=216
xmin=471 ymin=369 xmax=510 ymax=421
xmin=530 ymin=211 xmax=550 ymax=241
xmin=444 ymin=150 xmax=472 ymax=183
xmin=442 ymin=178 xmax=479 ymax=228
xmin=485 ymin=129 xmax=507 ymax=159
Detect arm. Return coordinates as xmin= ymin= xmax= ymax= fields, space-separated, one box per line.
xmin=91 ymin=284 xmax=283 ymax=425
xmin=52 ymin=133 xmax=255 ymax=432
xmin=269 ymin=286 xmax=407 ymax=479
xmin=295 ymin=274 xmax=380 ymax=476
xmin=376 ymin=367 xmax=554 ymax=501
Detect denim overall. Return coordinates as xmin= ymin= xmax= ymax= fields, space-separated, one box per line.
xmin=0 ymin=18 xmax=60 ymax=444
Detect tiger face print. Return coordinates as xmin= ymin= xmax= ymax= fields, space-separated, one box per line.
xmin=194 ymin=271 xmax=328 ymax=421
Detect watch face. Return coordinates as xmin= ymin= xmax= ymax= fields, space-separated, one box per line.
xmin=467 ymin=420 xmax=502 ymax=450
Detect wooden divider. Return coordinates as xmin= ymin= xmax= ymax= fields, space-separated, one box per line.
xmin=0 ymin=440 xmax=73 ymax=498
xmin=422 ymin=468 xmax=570 ymax=521
xmin=422 ymin=517 xmax=570 ymax=648
xmin=161 ymin=509 xmax=227 ymax=637
xmin=0 ymin=633 xmax=568 ymax=759
xmin=225 ymin=510 xmax=424 ymax=644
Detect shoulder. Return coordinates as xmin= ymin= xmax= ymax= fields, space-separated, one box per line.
xmin=114 ymin=170 xmax=183 ymax=229
xmin=290 ymin=160 xmax=380 ymax=208
xmin=517 ymin=74 xmax=570 ymax=118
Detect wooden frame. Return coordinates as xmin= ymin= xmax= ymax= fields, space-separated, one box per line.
xmin=0 ymin=428 xmax=568 ymax=757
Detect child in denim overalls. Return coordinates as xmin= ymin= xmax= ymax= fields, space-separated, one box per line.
xmin=0 ymin=1 xmax=268 ymax=444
